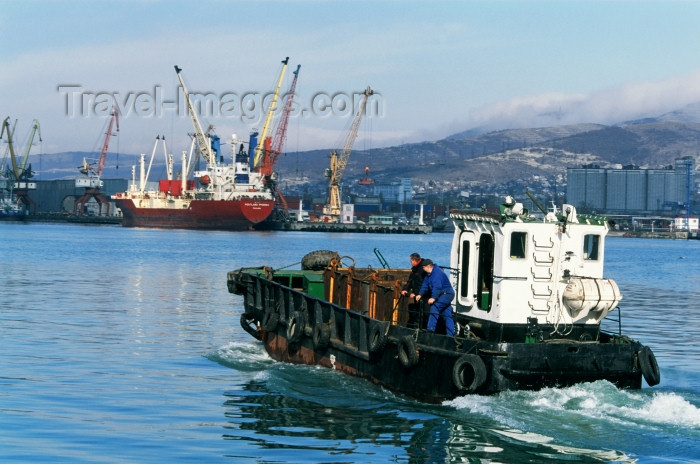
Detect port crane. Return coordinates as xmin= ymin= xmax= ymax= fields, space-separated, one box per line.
xmin=257 ymin=63 xmax=301 ymax=217
xmin=252 ymin=57 xmax=289 ymax=170
xmin=1 ymin=117 xmax=41 ymax=213
xmin=322 ymin=86 xmax=373 ymax=222
xmin=74 ymin=108 xmax=119 ymax=215
xmin=174 ymin=66 xmax=218 ymax=169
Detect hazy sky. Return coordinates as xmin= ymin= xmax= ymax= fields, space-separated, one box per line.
xmin=3 ymin=0 xmax=700 ymax=157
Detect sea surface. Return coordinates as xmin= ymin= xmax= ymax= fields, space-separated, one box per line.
xmin=1 ymin=222 xmax=699 ymax=463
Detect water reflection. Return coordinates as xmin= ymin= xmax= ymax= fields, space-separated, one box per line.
xmin=221 ymin=378 xmax=629 ymax=463
xmin=223 ymin=380 xmax=473 ymax=462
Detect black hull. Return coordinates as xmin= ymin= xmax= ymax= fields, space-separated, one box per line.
xmin=234 ymin=271 xmax=646 ymax=403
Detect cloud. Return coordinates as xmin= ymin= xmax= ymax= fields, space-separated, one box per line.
xmin=464 ymin=70 xmax=700 ymax=131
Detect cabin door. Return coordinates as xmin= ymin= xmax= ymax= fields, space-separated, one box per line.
xmin=455 ymin=230 xmax=476 ymax=309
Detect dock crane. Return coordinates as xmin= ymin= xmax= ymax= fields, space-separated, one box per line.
xmin=175 ymin=66 xmax=217 ymax=169
xmin=1 ymin=117 xmax=41 ymax=213
xmin=322 ymin=86 xmax=373 ymax=222
xmin=252 ymin=57 xmax=289 ymax=170
xmin=258 ymin=63 xmax=301 ymax=217
xmin=74 ymin=108 xmax=119 ymax=216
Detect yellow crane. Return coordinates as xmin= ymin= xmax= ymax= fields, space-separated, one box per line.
xmin=322 ymin=86 xmax=373 ymax=222
xmin=253 ymin=57 xmax=289 ymax=169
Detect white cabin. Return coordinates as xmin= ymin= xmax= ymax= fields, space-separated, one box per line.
xmin=449 ymin=198 xmax=621 ymax=330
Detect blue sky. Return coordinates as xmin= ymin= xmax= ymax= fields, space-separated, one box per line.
xmin=2 ymin=0 xmax=700 ymax=156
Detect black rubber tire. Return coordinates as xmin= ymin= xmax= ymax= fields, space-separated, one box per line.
xmin=368 ymin=322 xmax=388 ymax=353
xmin=301 ymin=250 xmax=337 ymax=271
xmin=638 ymin=346 xmax=661 ymax=386
xmin=287 ymin=311 xmax=304 ymax=343
xmin=398 ymin=335 xmax=419 ymax=367
xmin=452 ymin=354 xmax=487 ymax=393
xmin=312 ymin=323 xmax=331 ymax=351
xmin=261 ymin=309 xmax=279 ymax=332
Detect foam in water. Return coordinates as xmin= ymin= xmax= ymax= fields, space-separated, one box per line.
xmin=621 ymin=391 xmax=700 ymax=427
xmin=206 ymin=341 xmax=272 ymax=372
xmin=490 ymin=428 xmax=634 ymax=462
xmin=448 ymin=381 xmax=700 ymax=428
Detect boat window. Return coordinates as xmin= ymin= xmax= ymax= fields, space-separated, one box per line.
xmin=583 ymin=234 xmax=600 ymax=260
xmin=510 ymin=232 xmax=527 ymax=259
xmin=460 ymin=240 xmax=470 ymax=298
xmin=477 ymin=234 xmax=494 ymax=311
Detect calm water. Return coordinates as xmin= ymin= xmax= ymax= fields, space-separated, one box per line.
xmin=1 ymin=222 xmax=699 ymax=463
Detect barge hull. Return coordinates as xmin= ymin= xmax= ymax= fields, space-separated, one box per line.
xmin=236 ymin=271 xmax=645 ymax=403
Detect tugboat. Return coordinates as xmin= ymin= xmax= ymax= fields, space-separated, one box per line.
xmin=227 ymin=196 xmax=660 ymax=403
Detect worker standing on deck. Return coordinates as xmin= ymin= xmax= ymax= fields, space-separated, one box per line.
xmin=401 ymin=252 xmax=427 ymax=328
xmin=415 ymin=259 xmax=455 ymax=336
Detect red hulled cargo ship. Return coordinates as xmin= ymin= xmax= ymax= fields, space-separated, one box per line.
xmin=112 ymin=61 xmax=289 ymax=231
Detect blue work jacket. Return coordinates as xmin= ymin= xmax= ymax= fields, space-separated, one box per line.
xmin=418 ymin=264 xmax=455 ymax=301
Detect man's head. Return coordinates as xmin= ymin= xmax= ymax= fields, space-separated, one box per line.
xmin=421 ymin=258 xmax=434 ymax=273
xmin=409 ymin=252 xmax=421 ymax=266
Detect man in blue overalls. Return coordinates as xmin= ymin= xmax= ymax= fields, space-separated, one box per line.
xmin=415 ymin=259 xmax=455 ymax=336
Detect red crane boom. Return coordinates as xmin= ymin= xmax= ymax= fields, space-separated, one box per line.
xmin=98 ymin=108 xmax=119 ymax=177
xmin=257 ymin=64 xmax=301 ymax=218
xmin=74 ymin=108 xmax=120 ymax=216
xmin=259 ymin=64 xmax=301 ymax=177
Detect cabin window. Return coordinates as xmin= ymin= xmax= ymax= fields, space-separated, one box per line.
xmin=510 ymin=232 xmax=527 ymax=259
xmin=460 ymin=241 xmax=470 ymax=298
xmin=477 ymin=234 xmax=494 ymax=311
xmin=583 ymin=234 xmax=600 ymax=260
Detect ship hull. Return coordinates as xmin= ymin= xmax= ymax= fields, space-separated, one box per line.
xmin=114 ymin=198 xmax=275 ymax=230
xmin=230 ymin=266 xmax=653 ymax=403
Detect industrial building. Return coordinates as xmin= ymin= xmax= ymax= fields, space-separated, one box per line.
xmin=26 ymin=179 xmax=128 ymax=215
xmin=566 ymin=157 xmax=696 ymax=215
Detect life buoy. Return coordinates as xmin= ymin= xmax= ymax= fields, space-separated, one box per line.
xmin=398 ymin=335 xmax=419 ymax=367
xmin=287 ymin=311 xmax=304 ymax=343
xmin=638 ymin=346 xmax=660 ymax=386
xmin=313 ymin=323 xmax=331 ymax=350
xmin=261 ymin=309 xmax=279 ymax=332
xmin=452 ymin=354 xmax=487 ymax=393
xmin=368 ymin=322 xmax=388 ymax=353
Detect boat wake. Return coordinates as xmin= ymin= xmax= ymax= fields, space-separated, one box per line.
xmin=446 ymin=380 xmax=700 ymax=461
xmin=206 ymin=341 xmax=273 ymax=373
xmin=447 ymin=381 xmax=700 ymax=428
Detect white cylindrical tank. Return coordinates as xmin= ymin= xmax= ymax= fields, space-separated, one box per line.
xmin=562 ymin=278 xmax=622 ymax=320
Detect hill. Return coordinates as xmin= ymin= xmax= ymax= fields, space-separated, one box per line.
xmin=21 ymin=104 xmax=700 ymax=192
xmin=275 ymin=120 xmax=700 ymax=189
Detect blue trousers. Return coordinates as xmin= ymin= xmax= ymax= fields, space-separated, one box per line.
xmin=426 ymin=296 xmax=454 ymax=336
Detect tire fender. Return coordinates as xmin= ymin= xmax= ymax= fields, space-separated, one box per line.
xmin=452 ymin=354 xmax=487 ymax=393
xmin=638 ymin=346 xmax=661 ymax=386
xmin=301 ymin=250 xmax=337 ymax=271
xmin=261 ymin=309 xmax=279 ymax=332
xmin=368 ymin=322 xmax=388 ymax=353
xmin=313 ymin=323 xmax=331 ymax=351
xmin=287 ymin=311 xmax=304 ymax=343
xmin=398 ymin=335 xmax=419 ymax=367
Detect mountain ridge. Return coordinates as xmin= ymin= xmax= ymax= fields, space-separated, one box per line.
xmin=19 ymin=104 xmax=700 ymax=191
